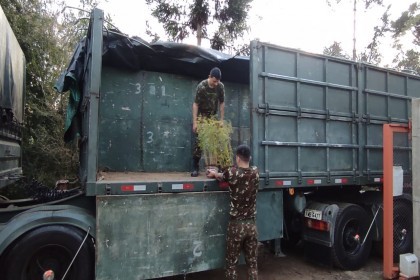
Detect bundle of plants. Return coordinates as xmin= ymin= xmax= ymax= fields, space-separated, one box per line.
xmin=197 ymin=116 xmax=233 ymax=169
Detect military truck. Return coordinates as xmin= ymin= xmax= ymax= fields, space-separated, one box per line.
xmin=0 ymin=7 xmax=417 ymax=280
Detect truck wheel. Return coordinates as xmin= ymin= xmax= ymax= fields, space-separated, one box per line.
xmin=393 ymin=201 xmax=413 ymax=261
xmin=4 ymin=225 xmax=94 ymax=280
xmin=332 ymin=203 xmax=372 ymax=270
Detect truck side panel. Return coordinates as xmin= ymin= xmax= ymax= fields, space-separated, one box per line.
xmin=96 ymin=191 xmax=282 ymax=279
xmin=250 ymin=41 xmax=418 ymax=188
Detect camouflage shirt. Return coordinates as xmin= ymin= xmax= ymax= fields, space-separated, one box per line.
xmin=194 ymin=79 xmax=225 ymax=118
xmin=222 ymin=166 xmax=259 ymax=220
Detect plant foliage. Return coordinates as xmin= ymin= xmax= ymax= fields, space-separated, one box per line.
xmin=197 ymin=116 xmax=233 ymax=168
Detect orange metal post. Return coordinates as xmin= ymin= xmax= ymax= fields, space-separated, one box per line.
xmin=383 ymin=124 xmax=410 ymax=279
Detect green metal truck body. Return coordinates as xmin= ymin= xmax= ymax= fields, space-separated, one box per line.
xmin=1 ymin=7 xmax=420 ymax=280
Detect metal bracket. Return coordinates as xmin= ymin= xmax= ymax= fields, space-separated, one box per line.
xmin=326 ymin=109 xmax=330 ymax=121
xmin=297 ymin=106 xmax=302 ymax=119
xmin=264 ymin=103 xmax=270 ymax=116
xmin=298 ymin=170 xmax=302 ymax=184
xmin=365 ymin=113 xmax=371 ymax=124
xmin=265 ymin=171 xmax=270 ymax=185
xmin=105 ymin=185 xmax=111 ymax=195
xmin=352 ymin=112 xmax=358 ymax=123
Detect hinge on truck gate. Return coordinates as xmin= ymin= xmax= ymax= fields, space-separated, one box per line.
xmin=326 ymin=109 xmax=330 ymax=121
xmin=297 ymin=106 xmax=302 ymax=119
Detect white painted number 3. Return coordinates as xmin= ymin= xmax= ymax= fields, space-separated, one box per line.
xmin=135 ymin=83 xmax=141 ymax=94
xmin=146 ymin=131 xmax=153 ymax=144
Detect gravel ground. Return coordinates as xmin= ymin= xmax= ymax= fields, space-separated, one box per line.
xmin=160 ymin=243 xmax=383 ymax=280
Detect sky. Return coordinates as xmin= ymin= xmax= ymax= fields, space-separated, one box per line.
xmin=85 ymin=0 xmax=417 ymax=65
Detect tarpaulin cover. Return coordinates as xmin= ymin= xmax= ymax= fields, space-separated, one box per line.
xmin=55 ymin=30 xmax=250 ymax=142
xmin=0 ymin=6 xmax=25 ymax=125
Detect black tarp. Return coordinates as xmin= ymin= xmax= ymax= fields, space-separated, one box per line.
xmin=101 ymin=31 xmax=250 ymax=84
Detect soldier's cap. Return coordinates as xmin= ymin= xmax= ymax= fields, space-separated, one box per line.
xmin=210 ymin=67 xmax=222 ymax=80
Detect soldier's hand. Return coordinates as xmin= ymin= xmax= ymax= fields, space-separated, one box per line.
xmin=206 ymin=169 xmax=217 ymax=178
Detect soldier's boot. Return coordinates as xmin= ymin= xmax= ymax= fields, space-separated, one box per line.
xmin=191 ymin=157 xmax=200 ymax=177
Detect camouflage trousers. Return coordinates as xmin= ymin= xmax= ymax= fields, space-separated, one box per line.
xmin=225 ymin=220 xmax=258 ymax=280
xmin=192 ymin=132 xmax=202 ymax=160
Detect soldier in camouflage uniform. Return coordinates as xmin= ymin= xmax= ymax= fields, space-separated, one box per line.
xmin=191 ymin=67 xmax=225 ymax=177
xmin=207 ymin=144 xmax=260 ymax=280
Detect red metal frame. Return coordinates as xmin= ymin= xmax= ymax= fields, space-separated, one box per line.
xmin=382 ymin=123 xmax=410 ymax=279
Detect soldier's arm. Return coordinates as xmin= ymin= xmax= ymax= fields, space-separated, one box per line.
xmin=219 ymin=102 xmax=224 ymax=121
xmin=192 ymin=102 xmax=199 ymax=133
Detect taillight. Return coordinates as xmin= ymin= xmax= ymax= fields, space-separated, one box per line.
xmin=305 ymin=218 xmax=330 ymax=231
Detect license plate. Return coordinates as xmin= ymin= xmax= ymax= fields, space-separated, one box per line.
xmin=304 ymin=209 xmax=322 ymax=220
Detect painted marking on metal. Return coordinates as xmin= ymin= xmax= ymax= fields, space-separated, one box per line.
xmin=276 ymin=180 xmax=292 ymax=186
xmin=121 ymin=185 xmax=146 ymax=191
xmin=307 ymin=179 xmax=322 ymax=185
xmin=334 ymin=178 xmax=348 ymax=184
xmin=172 ymin=184 xmax=183 ymax=190
xmin=374 ymin=177 xmax=383 ymax=182
xmin=172 ymin=183 xmax=194 ymax=190
xmin=134 ymin=185 xmax=146 ymax=191
xmin=183 ymin=183 xmax=194 ymax=190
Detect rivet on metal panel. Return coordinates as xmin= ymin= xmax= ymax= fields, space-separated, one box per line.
xmin=105 ymin=185 xmax=111 ymax=195
xmin=158 ymin=183 xmax=162 ymax=193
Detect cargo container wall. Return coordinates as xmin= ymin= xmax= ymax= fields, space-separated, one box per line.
xmin=0 ymin=6 xmax=25 ymax=189
xmin=250 ymin=41 xmax=420 ymax=188
xmin=97 ymin=67 xmax=250 ymax=173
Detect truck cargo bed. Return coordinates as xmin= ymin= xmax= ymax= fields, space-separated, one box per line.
xmin=94 ymin=171 xmax=224 ymax=195
xmin=98 ymin=171 xmax=211 ymax=182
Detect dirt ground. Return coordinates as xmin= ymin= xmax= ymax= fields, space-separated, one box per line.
xmin=162 ymin=243 xmax=383 ymax=280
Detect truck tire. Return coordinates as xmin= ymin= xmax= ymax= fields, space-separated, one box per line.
xmin=332 ymin=203 xmax=372 ymax=270
xmin=4 ymin=225 xmax=94 ymax=280
xmin=393 ymin=200 xmax=413 ymax=261
xmin=370 ymin=200 xmax=413 ymax=262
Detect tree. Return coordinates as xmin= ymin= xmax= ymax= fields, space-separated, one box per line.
xmin=327 ymin=0 xmax=384 ymax=60
xmin=390 ymin=2 xmax=420 ymax=73
xmin=324 ymin=41 xmax=351 ymax=59
xmin=145 ymin=0 xmax=252 ymax=53
xmin=0 ymin=0 xmax=99 ymax=186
